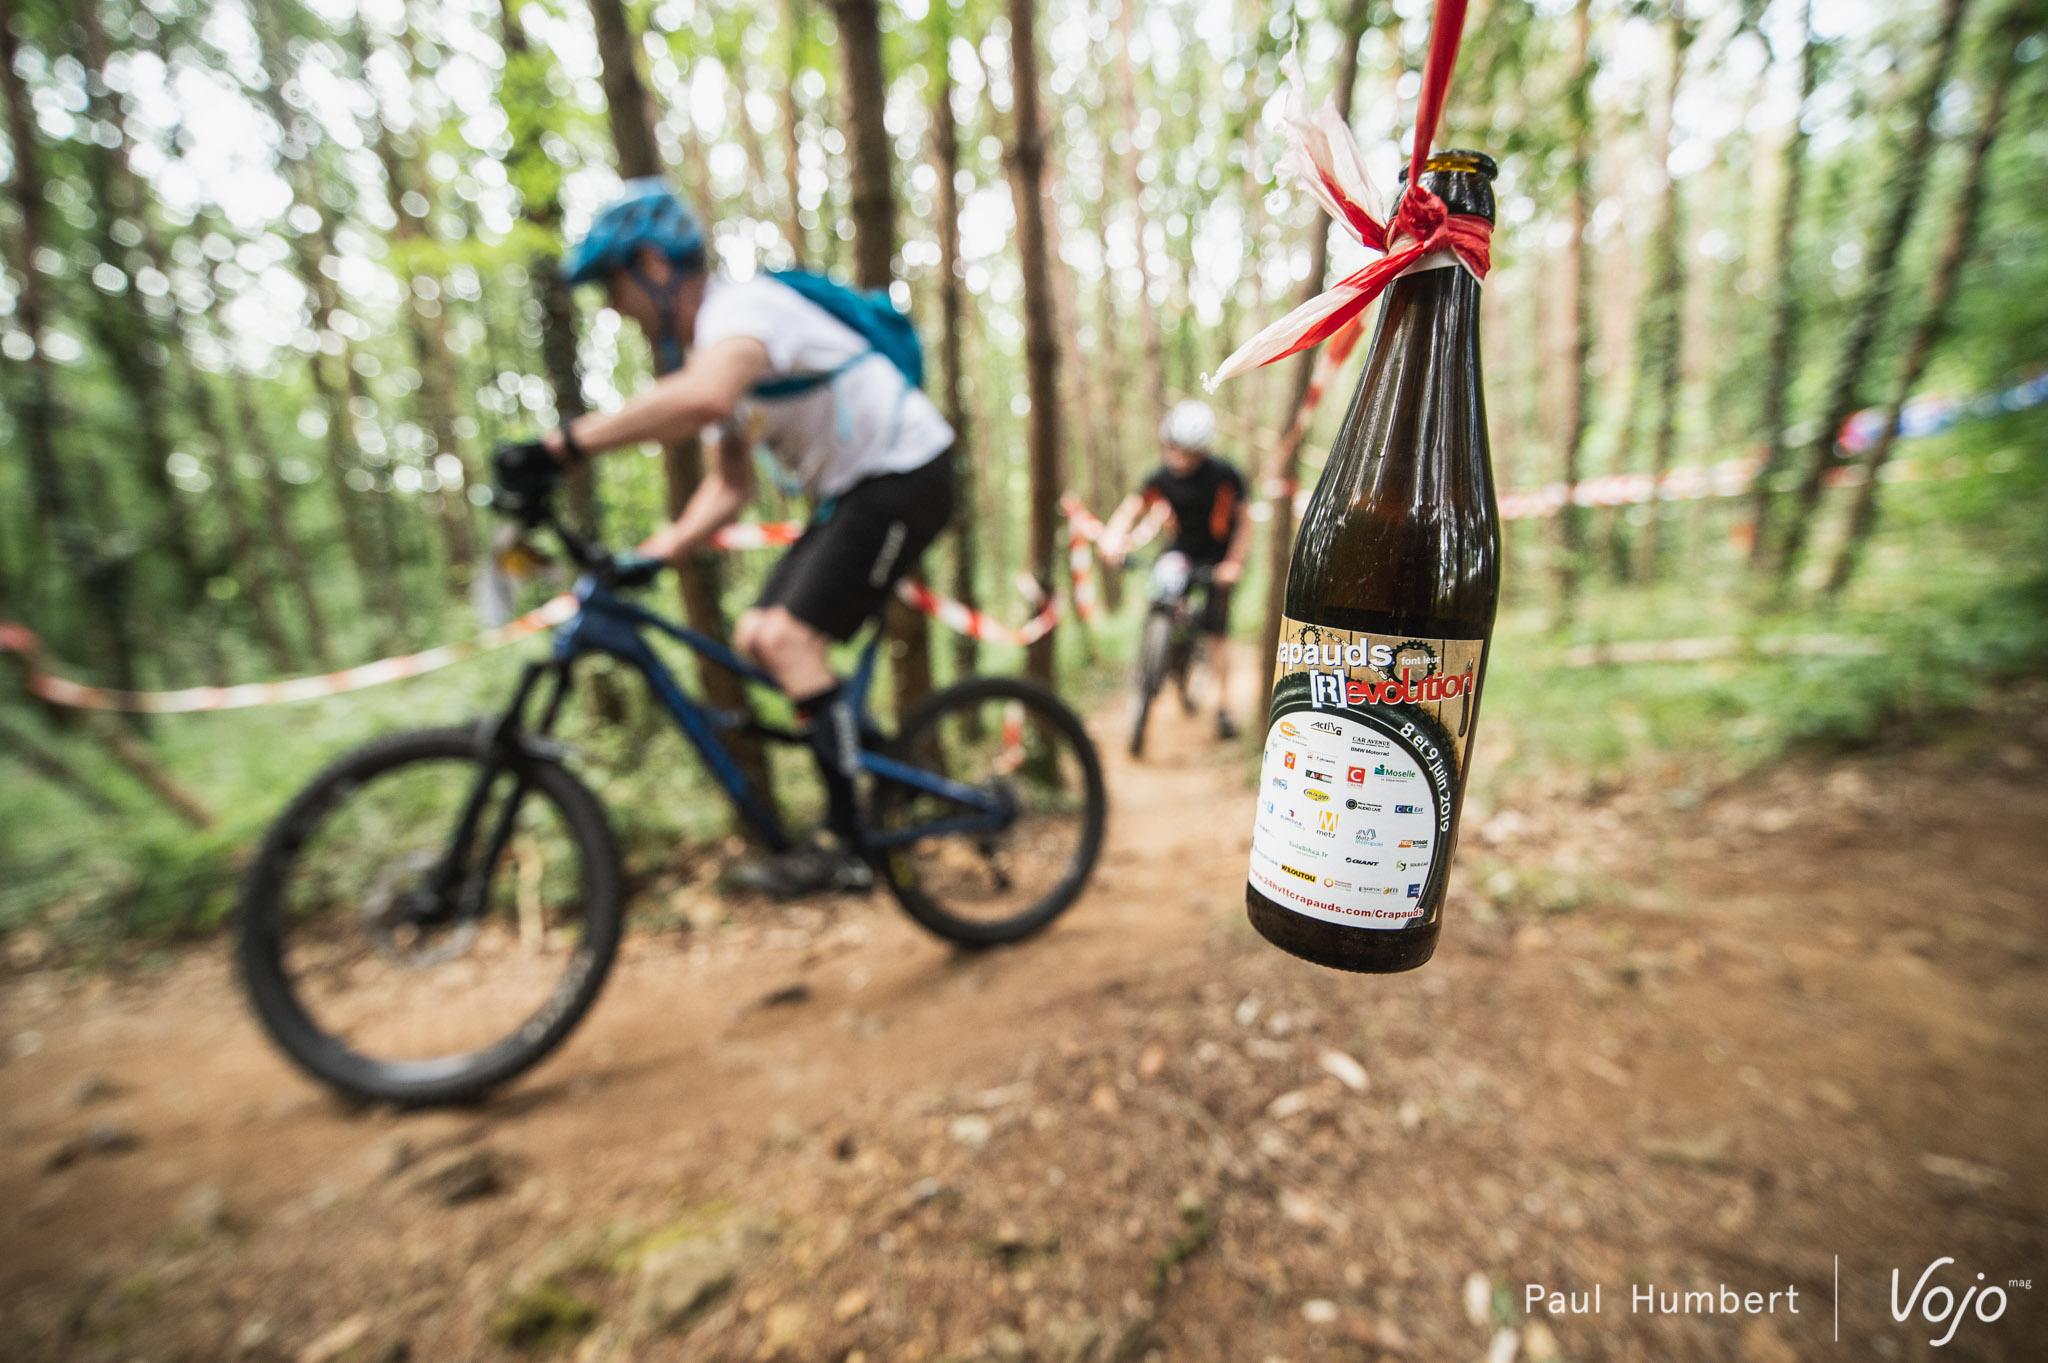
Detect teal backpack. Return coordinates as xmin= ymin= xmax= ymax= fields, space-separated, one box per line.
xmin=749 ymin=270 xmax=925 ymax=399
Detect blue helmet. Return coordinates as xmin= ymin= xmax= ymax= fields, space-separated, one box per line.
xmin=562 ymin=178 xmax=706 ymax=286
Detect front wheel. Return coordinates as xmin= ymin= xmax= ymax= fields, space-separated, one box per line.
xmin=1128 ymin=610 xmax=1173 ymax=757
xmin=870 ymin=677 xmax=1107 ymax=946
xmin=238 ymin=727 xmax=625 ymax=1106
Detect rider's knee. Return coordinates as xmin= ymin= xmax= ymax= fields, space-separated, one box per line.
xmin=751 ymin=607 xmax=825 ymax=670
xmin=733 ymin=608 xmax=764 ymax=661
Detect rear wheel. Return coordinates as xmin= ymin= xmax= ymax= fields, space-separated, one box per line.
xmin=238 ymin=728 xmax=624 ymax=1106
xmin=871 ymin=677 xmax=1106 ymax=946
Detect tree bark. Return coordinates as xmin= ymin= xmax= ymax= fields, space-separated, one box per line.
xmin=1745 ymin=0 xmax=1818 ymax=569
xmin=1632 ymin=3 xmax=1692 ymax=581
xmin=1007 ymin=0 xmax=1064 ymax=687
xmin=1826 ymin=5 xmax=2026 ymax=596
xmin=1767 ymin=0 xmax=1973 ymax=587
xmin=231 ymin=363 xmax=333 ymax=663
xmin=1257 ymin=0 xmax=1371 ymax=692
xmin=585 ymin=0 xmax=776 ymax=820
xmin=931 ymin=66 xmax=980 ymax=681
xmin=1113 ymin=0 xmax=1169 ymax=426
xmin=1555 ymin=0 xmax=1594 ymax=619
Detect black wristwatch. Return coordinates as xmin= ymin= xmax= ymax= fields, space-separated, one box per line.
xmin=556 ymin=420 xmax=589 ymax=467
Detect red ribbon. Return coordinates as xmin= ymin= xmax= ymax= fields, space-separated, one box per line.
xmin=1209 ymin=0 xmax=1489 ymax=383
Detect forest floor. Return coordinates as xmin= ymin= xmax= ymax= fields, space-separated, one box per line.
xmin=2 ymin=650 xmax=2046 ymax=1363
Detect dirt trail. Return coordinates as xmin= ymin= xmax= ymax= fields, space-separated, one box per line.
xmin=2 ymin=661 xmax=2045 ymax=1362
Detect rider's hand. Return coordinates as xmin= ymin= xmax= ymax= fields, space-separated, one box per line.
xmin=608 ymin=553 xmax=666 ymax=589
xmin=490 ymin=441 xmax=563 ymax=519
xmin=1213 ymin=559 xmax=1244 ymax=586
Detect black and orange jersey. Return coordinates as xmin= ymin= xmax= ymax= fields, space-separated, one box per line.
xmin=1139 ymin=455 xmax=1247 ymax=566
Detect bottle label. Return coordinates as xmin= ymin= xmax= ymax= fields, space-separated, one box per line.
xmin=1247 ymin=620 xmax=1485 ymax=931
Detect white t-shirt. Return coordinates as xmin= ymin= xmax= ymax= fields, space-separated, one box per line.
xmin=693 ymin=274 xmax=954 ymax=499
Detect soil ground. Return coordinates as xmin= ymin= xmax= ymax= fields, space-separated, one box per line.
xmin=2 ymin=653 xmax=2045 ymax=1363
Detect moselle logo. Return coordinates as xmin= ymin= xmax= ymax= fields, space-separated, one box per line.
xmin=1346 ymin=766 xmax=1366 ymax=784
xmin=1317 ymin=811 xmax=1339 ymax=833
xmin=1346 ymin=799 xmax=1382 ymax=812
xmin=1374 ymin=764 xmax=1413 ymax=779
xmin=1893 ymin=1257 xmax=2010 ymax=1348
xmin=1345 ymin=857 xmax=1379 ymax=867
xmin=1393 ymin=804 xmax=1419 ymax=814
xmin=1310 ymin=720 xmax=1343 ymax=736
xmin=1279 ymin=722 xmax=1302 ymax=739
xmin=1305 ymin=790 xmax=1330 ymax=803
xmin=1406 ymin=883 xmax=1421 ymax=897
xmin=1280 ymin=862 xmax=1318 ymax=883
xmin=1283 ymin=752 xmax=1297 ymax=769
xmin=1305 ymin=767 xmax=1334 ymax=783
xmin=1355 ymin=829 xmax=1379 ymax=844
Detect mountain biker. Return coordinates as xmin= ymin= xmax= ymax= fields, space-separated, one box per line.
xmin=1097 ymin=400 xmax=1250 ymax=740
xmin=491 ymin=178 xmax=955 ymax=899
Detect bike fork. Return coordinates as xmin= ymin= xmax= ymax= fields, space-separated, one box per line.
xmin=424 ymin=662 xmax=574 ymax=916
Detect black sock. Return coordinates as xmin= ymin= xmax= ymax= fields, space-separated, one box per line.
xmin=795 ymin=684 xmax=861 ymax=848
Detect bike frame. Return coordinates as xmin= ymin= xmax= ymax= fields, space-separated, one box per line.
xmin=480 ymin=572 xmax=1013 ymax=858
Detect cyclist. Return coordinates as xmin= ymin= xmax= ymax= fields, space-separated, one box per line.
xmin=1097 ymin=400 xmax=1250 ymax=740
xmin=492 ymin=179 xmax=955 ymax=898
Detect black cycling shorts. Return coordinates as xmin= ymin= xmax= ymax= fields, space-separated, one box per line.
xmin=756 ymin=450 xmax=956 ymax=641
xmin=1194 ymin=576 xmax=1234 ymax=637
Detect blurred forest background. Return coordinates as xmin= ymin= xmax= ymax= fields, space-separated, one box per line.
xmin=2 ymin=0 xmax=2045 ymax=950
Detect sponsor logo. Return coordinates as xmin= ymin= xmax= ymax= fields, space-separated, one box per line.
xmin=1317 ymin=811 xmax=1339 ymax=833
xmin=1346 ymin=766 xmax=1366 ymax=784
xmin=1270 ymin=777 xmax=1288 ymax=789
xmin=1346 ymin=799 xmax=1382 ymax=812
xmin=1407 ymin=883 xmax=1421 ymax=897
xmin=1309 ymin=720 xmax=1343 ymax=736
xmin=1321 ymin=877 xmax=1353 ymax=890
xmin=1279 ymin=722 xmax=1302 ymax=739
xmin=1355 ymin=829 xmax=1379 ymax=845
xmin=1892 ymin=1257 xmax=2010 ymax=1348
xmin=1304 ymin=790 xmax=1330 ymax=803
xmin=1283 ymin=752 xmax=1297 ymax=770
xmin=1345 ymin=857 xmax=1379 ymax=867
xmin=1394 ymin=804 xmax=1419 ymax=815
xmin=1262 ymin=800 xmax=1275 ymax=813
xmin=1304 ymin=767 xmax=1334 ymax=783
xmin=1280 ymin=862 xmax=1318 ymax=883
xmin=1374 ymin=764 xmax=1413 ymax=779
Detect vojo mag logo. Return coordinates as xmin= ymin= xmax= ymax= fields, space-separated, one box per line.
xmin=1892 ymin=1256 xmax=2014 ymax=1348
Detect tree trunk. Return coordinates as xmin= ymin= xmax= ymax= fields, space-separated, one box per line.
xmin=1113 ymin=0 xmax=1170 ymax=427
xmin=249 ymin=0 xmax=402 ymax=642
xmin=1826 ymin=6 xmax=2025 ymax=596
xmin=1555 ymin=0 xmax=1595 ymax=618
xmin=1745 ymin=0 xmax=1818 ymax=569
xmin=586 ymin=0 xmax=776 ymax=822
xmin=0 ymin=11 xmax=143 ymax=709
xmin=1767 ymin=0 xmax=1973 ymax=587
xmin=781 ymin=0 xmax=809 ymax=265
xmin=833 ymin=0 xmax=932 ymax=717
xmin=74 ymin=6 xmax=207 ymax=609
xmin=1632 ymin=3 xmax=1692 ymax=581
xmin=1257 ymin=0 xmax=1371 ymax=691
xmin=497 ymin=0 xmax=594 ymax=533
xmin=1008 ymin=0 xmax=1064 ymax=688
xmin=185 ymin=367 xmax=296 ymax=672
xmin=931 ymin=66 xmax=981 ymax=681
xmin=232 ymin=364 xmax=333 ymax=663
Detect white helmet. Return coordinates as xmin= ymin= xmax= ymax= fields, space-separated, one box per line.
xmin=1160 ymin=400 xmax=1216 ymax=452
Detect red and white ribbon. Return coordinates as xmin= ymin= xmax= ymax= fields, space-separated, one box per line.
xmin=1210 ymin=0 xmax=1485 ymax=386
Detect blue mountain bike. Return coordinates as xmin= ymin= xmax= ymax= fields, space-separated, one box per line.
xmin=238 ymin=505 xmax=1105 ymax=1105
